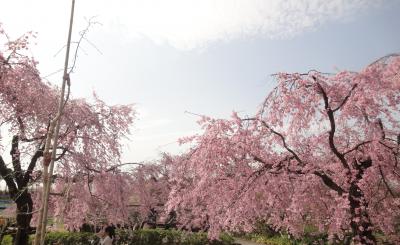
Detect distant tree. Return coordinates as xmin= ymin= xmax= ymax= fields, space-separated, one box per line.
xmin=39 ymin=170 xmax=133 ymax=231
xmin=167 ymin=55 xmax=400 ymax=244
xmin=0 ymin=24 xmax=134 ymax=244
xmin=130 ymin=156 xmax=171 ymax=228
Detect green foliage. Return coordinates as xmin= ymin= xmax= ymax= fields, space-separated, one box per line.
xmin=300 ymin=224 xmax=328 ymax=244
xmin=245 ymin=232 xmax=329 ymax=245
xmin=1 ymin=232 xmax=98 ymax=245
xmin=1 ymin=230 xmax=394 ymax=245
xmin=116 ymin=229 xmax=235 ymax=245
xmin=0 ymin=230 xmax=236 ymax=245
xmin=245 ymin=233 xmax=293 ymax=245
xmin=245 ymin=232 xmax=394 ymax=245
xmin=41 ymin=231 xmax=98 ymax=245
xmin=251 ymin=220 xmax=280 ymax=238
xmin=0 ymin=235 xmax=12 ymax=245
xmin=242 ymin=222 xmax=328 ymax=245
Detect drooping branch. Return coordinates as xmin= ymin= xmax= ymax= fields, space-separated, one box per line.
xmin=314 ymin=80 xmax=350 ymax=170
xmin=262 ymin=120 xmax=303 ymax=164
xmin=254 ymin=153 xmax=345 ymax=196
xmin=333 ymin=84 xmax=358 ymax=112
xmin=344 ymin=141 xmax=372 ymax=155
xmin=82 ymin=162 xmax=143 ymax=174
xmin=377 ymin=118 xmax=385 ymax=140
xmin=245 ymin=118 xmax=303 ymax=164
xmin=378 ymin=165 xmax=395 ymax=197
xmin=49 ymin=192 xmax=64 ymax=197
xmin=226 ymin=157 xmax=287 ymax=210
xmin=368 ymin=53 xmax=400 ymax=67
xmin=106 ymin=162 xmax=143 ymax=172
xmin=379 ymin=141 xmax=396 ymax=151
xmin=372 ymin=189 xmax=390 ymax=211
xmin=250 ymin=155 xmax=285 ymax=178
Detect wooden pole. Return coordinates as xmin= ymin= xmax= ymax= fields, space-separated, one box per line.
xmin=33 ymin=0 xmax=75 ymax=244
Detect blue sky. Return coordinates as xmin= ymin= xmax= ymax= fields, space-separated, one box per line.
xmin=1 ymin=0 xmax=400 ymax=163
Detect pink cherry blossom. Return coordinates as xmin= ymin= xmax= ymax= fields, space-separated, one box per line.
xmin=167 ymin=55 xmax=400 ymax=244
xmin=0 ymin=24 xmax=134 ymax=244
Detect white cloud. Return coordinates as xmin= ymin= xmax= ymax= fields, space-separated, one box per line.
xmin=82 ymin=0 xmax=381 ymax=49
xmin=0 ymin=0 xmax=382 ymax=50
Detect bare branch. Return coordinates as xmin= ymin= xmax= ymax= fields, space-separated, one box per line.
xmin=83 ymin=37 xmax=103 ymax=55
xmin=184 ymin=110 xmax=206 ymax=118
xmin=69 ymin=16 xmax=101 ymax=74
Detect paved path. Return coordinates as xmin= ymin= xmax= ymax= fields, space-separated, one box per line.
xmin=234 ymin=238 xmax=264 ymax=245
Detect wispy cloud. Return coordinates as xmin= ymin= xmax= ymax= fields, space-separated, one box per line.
xmin=87 ymin=0 xmax=381 ymax=49
xmin=0 ymin=0 xmax=382 ymax=50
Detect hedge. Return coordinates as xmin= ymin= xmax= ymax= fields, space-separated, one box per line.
xmin=1 ymin=232 xmax=97 ymax=245
xmin=115 ymin=229 xmax=236 ymax=245
xmin=1 ymin=229 xmax=236 ymax=245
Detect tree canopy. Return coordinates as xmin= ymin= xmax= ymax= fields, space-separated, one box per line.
xmin=0 ymin=23 xmax=134 ymax=244
xmin=167 ymin=55 xmax=400 ymax=244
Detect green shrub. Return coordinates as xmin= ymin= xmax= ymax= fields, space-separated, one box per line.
xmin=115 ymin=229 xmax=236 ymax=245
xmin=0 ymin=235 xmax=12 ymax=245
xmin=245 ymin=233 xmax=293 ymax=245
xmin=1 ymin=229 xmax=236 ymax=245
xmin=42 ymin=231 xmax=98 ymax=245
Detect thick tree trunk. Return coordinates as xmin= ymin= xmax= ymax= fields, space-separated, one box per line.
xmin=348 ymin=182 xmax=376 ymax=245
xmin=13 ymin=191 xmax=33 ymax=245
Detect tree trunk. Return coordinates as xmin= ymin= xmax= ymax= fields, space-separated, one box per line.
xmin=13 ymin=190 xmax=33 ymax=245
xmin=349 ymin=182 xmax=376 ymax=245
